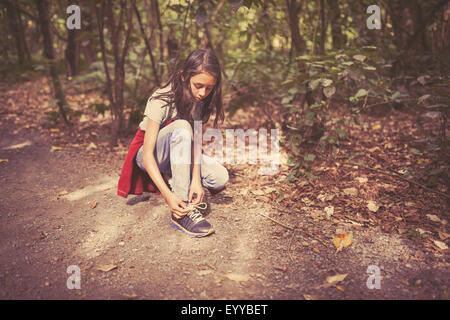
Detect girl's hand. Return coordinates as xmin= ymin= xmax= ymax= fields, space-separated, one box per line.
xmin=165 ymin=192 xmax=189 ymax=218
xmin=188 ymin=179 xmax=204 ymax=205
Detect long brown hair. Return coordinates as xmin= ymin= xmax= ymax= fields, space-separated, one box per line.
xmin=153 ymin=48 xmax=224 ymax=128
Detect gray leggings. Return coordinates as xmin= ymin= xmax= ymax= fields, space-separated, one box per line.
xmin=135 ymin=119 xmax=228 ymax=202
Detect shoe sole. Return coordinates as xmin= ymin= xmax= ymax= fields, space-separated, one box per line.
xmin=170 ymin=218 xmax=215 ymax=238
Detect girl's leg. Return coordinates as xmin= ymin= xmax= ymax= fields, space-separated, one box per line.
xmin=135 ymin=119 xmax=193 ymax=202
xmin=200 ymin=154 xmax=229 ymax=192
xmin=136 ymin=119 xmax=229 ymax=201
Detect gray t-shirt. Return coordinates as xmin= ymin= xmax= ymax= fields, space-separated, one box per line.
xmin=139 ymin=84 xmax=177 ymax=131
xmin=139 ymin=83 xmax=205 ymax=131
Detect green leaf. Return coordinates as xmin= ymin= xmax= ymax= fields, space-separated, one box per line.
xmin=320 ymin=79 xmax=333 ymax=87
xmin=355 ymin=89 xmax=368 ymax=98
xmin=309 ymin=79 xmax=321 ymax=90
xmin=410 ymin=148 xmax=422 ymax=155
xmin=323 ymin=86 xmax=336 ymax=98
xmin=335 ymin=128 xmax=346 ymax=138
xmin=304 ymin=154 xmax=315 ymax=162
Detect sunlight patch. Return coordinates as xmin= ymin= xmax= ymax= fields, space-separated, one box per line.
xmin=63 ymin=175 xmax=118 ymax=201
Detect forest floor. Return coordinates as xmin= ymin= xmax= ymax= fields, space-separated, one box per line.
xmin=0 ymin=76 xmax=449 ymax=300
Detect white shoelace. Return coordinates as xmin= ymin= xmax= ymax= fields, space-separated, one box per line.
xmin=186 ymin=202 xmax=207 ymax=223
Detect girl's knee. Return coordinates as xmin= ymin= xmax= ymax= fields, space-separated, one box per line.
xmin=210 ymin=165 xmax=229 ymax=190
xmin=171 ymin=119 xmax=193 ymax=138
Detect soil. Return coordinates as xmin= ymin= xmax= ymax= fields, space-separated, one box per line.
xmin=0 ymin=77 xmax=448 ymax=300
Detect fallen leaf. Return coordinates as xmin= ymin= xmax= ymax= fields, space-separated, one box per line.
xmin=367 ymin=200 xmax=379 ymax=213
xmin=438 ymin=231 xmax=450 ymax=240
xmin=310 ymin=209 xmax=323 ymax=220
xmin=274 ymin=266 xmax=288 ymax=272
xmin=324 ymin=206 xmax=334 ymax=219
xmin=416 ymin=228 xmax=428 ymax=235
xmin=372 ymin=124 xmax=381 ymax=130
xmin=86 ymin=142 xmax=97 ymax=151
xmin=0 ymin=159 xmax=8 ymax=163
xmin=433 ymin=240 xmax=448 ymax=250
xmin=123 ymin=293 xmax=138 ymax=299
xmin=90 ymin=201 xmax=97 ymax=209
xmin=57 ymin=190 xmax=68 ymax=197
xmin=355 ymin=177 xmax=368 ymax=184
xmin=301 ymin=197 xmax=314 ymax=205
xmin=333 ymin=231 xmax=352 ymax=252
xmin=224 ymin=273 xmax=250 ymax=282
xmin=426 ymin=214 xmax=442 ymax=223
xmin=353 ymin=54 xmax=366 ymax=62
xmin=326 ymin=273 xmax=348 ymax=284
xmin=317 ymin=193 xmax=334 ymax=202
xmin=264 ymin=187 xmax=277 ymax=194
xmin=303 ymin=294 xmax=319 ymax=300
xmin=50 ymin=146 xmax=63 ymax=152
xmin=323 ymin=86 xmax=336 ymax=98
xmin=343 ymin=187 xmax=358 ymax=196
xmin=251 ymin=189 xmax=264 ymax=196
xmin=97 ymin=264 xmax=117 ymax=272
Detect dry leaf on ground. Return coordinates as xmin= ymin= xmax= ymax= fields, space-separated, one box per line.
xmin=303 ymin=294 xmax=319 ymax=300
xmin=367 ymin=200 xmax=379 ymax=212
xmin=333 ymin=231 xmax=352 ymax=252
xmin=57 ymin=190 xmax=68 ymax=197
xmin=433 ymin=240 xmax=449 ymax=250
xmin=251 ymin=189 xmax=264 ymax=196
xmin=324 ymin=206 xmax=334 ymax=219
xmin=343 ymin=187 xmax=358 ymax=196
xmin=326 ymin=273 xmax=348 ymax=284
xmin=355 ymin=177 xmax=368 ymax=184
xmin=438 ymin=231 xmax=450 ymax=240
xmin=50 ymin=146 xmax=63 ymax=152
xmin=224 ymin=273 xmax=250 ymax=282
xmin=97 ymin=264 xmax=117 ymax=272
xmin=426 ymin=214 xmax=442 ymax=223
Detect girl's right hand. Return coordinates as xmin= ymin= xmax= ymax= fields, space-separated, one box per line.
xmin=165 ymin=192 xmax=189 ymax=218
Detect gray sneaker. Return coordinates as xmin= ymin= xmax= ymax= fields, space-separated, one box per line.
xmin=170 ymin=203 xmax=214 ymax=237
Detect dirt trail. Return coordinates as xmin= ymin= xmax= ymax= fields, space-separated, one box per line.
xmin=0 ymin=80 xmax=449 ymax=300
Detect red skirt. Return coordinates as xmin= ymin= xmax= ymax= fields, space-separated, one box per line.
xmin=117 ymin=119 xmax=174 ymax=198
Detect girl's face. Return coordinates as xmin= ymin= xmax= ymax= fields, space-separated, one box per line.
xmin=185 ymin=72 xmax=216 ymax=101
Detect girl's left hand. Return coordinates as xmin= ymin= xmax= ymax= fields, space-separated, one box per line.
xmin=188 ymin=179 xmax=204 ymax=204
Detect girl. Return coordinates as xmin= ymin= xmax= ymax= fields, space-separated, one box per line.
xmin=117 ymin=48 xmax=228 ymax=237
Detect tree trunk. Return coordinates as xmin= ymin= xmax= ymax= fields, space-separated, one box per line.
xmin=326 ymin=0 xmax=344 ymax=49
xmin=319 ymin=0 xmax=326 ymax=55
xmin=6 ymin=1 xmax=26 ymax=65
xmin=96 ymin=0 xmax=135 ymax=148
xmin=35 ymin=0 xmax=70 ymax=125
xmin=133 ymin=2 xmax=160 ymax=85
xmin=66 ymin=29 xmax=80 ymax=76
xmin=286 ymin=0 xmax=307 ymax=74
xmin=150 ymin=0 xmax=164 ymax=78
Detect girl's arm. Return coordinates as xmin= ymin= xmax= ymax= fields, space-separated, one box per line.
xmin=143 ymin=119 xmax=188 ymax=217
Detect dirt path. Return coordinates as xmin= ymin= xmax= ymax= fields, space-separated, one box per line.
xmin=0 ymin=79 xmax=448 ymax=300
